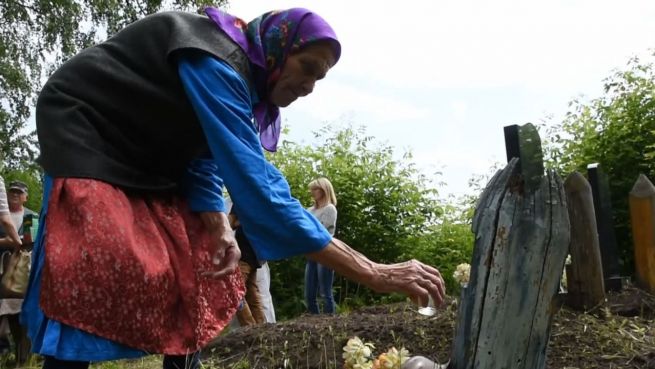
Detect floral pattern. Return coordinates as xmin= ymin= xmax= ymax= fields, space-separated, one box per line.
xmin=39 ymin=178 xmax=244 ymax=354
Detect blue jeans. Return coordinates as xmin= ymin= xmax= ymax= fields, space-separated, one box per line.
xmin=304 ymin=260 xmax=336 ymax=314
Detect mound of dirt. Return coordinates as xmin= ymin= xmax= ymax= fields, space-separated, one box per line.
xmin=205 ymin=287 xmax=655 ymax=369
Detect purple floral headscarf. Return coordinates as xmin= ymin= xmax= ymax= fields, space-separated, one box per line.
xmin=205 ymin=7 xmax=341 ymax=152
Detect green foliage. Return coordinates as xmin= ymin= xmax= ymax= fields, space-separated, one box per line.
xmin=266 ymin=125 xmax=474 ymax=319
xmin=0 ymin=111 xmax=38 ymax=172
xmin=543 ymin=51 xmax=655 ymax=274
xmin=404 ymin=204 xmax=475 ymax=295
xmin=268 ymin=256 xmax=308 ymax=319
xmin=0 ymin=0 xmax=223 ymax=172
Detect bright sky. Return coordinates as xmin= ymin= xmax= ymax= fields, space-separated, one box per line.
xmin=225 ymin=0 xmax=655 ymax=198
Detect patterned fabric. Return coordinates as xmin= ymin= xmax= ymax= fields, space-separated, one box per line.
xmin=38 ymin=178 xmax=244 ymax=354
xmin=204 ymin=7 xmax=341 ymax=152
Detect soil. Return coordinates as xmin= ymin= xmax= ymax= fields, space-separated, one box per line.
xmin=204 ymin=286 xmax=655 ymax=369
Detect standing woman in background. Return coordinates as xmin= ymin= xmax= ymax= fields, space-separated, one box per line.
xmin=304 ymin=177 xmax=337 ymax=314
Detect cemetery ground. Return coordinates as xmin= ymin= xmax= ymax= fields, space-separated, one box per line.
xmin=203 ymin=286 xmax=654 ymax=369
xmin=6 ymin=285 xmax=653 ymax=369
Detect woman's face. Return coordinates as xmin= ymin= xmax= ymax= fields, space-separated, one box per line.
xmin=269 ymin=42 xmax=336 ymax=107
xmin=310 ymin=186 xmax=325 ymax=202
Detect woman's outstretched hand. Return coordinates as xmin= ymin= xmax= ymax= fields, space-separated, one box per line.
xmin=307 ymin=238 xmax=446 ymax=307
xmin=371 ymin=259 xmax=446 ymax=308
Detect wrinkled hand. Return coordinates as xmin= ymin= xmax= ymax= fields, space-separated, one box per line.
xmin=0 ymin=235 xmax=21 ymax=253
xmin=308 ymin=240 xmax=446 ymax=308
xmin=200 ymin=212 xmax=241 ymax=278
xmin=12 ymin=235 xmax=22 ymax=253
xmin=372 ymin=259 xmax=446 ymax=307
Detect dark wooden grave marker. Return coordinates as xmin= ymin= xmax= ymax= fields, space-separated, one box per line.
xmin=587 ymin=163 xmax=622 ymax=292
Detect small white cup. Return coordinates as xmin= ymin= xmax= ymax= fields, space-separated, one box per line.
xmin=417 ymin=295 xmax=436 ymax=316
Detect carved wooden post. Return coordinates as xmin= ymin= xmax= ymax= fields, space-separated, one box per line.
xmin=446 ymin=123 xmax=569 ymax=369
xmin=403 ymin=125 xmax=569 ymax=369
xmin=564 ymin=172 xmax=605 ymax=310
xmin=587 ymin=163 xmax=623 ymax=291
xmin=629 ymin=174 xmax=655 ymax=294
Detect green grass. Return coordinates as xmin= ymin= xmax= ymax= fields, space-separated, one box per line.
xmin=1 ymin=354 xmax=257 ymax=369
xmin=90 ymin=356 xmax=162 ymax=369
xmin=0 ymin=354 xmax=162 ymax=369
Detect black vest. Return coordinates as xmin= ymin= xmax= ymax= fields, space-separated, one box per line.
xmin=36 ymin=11 xmax=252 ymax=191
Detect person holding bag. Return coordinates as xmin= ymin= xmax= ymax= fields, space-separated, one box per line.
xmin=0 ymin=184 xmax=34 ymax=301
xmin=0 ymin=174 xmax=21 ymax=357
xmin=0 ymin=179 xmax=34 ymax=365
xmin=0 ymin=176 xmax=21 ymax=252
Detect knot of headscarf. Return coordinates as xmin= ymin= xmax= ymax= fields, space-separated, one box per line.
xmin=205 ymin=7 xmax=341 ymax=152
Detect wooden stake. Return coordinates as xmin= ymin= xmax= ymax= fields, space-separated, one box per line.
xmin=564 ymin=172 xmax=605 ymax=309
xmin=629 ymin=174 xmax=655 ymax=294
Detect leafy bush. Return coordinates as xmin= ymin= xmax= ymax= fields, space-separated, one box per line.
xmin=404 ymin=213 xmax=474 ymax=295
xmin=267 ymin=125 xmax=473 ymax=319
xmin=543 ymin=52 xmax=655 ymax=274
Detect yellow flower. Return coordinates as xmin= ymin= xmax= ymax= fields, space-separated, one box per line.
xmin=373 ymin=347 xmax=410 ymax=369
xmin=372 ymin=355 xmax=384 ymax=369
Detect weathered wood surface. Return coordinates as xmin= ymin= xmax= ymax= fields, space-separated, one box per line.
xmin=564 ymin=171 xmax=605 ymax=310
xmin=450 ymin=159 xmax=519 ymax=369
xmin=450 ymin=169 xmax=570 ymax=369
xmin=503 ymin=124 xmax=544 ymax=191
xmin=587 ymin=163 xmax=623 ymax=291
xmin=629 ymin=174 xmax=655 ymax=294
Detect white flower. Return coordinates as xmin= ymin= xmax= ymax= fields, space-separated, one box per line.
xmin=561 ymin=270 xmax=568 ymax=291
xmin=343 ymin=337 xmax=375 ymax=369
xmin=453 ymin=263 xmax=471 ymax=286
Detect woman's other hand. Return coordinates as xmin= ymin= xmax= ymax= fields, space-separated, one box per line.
xmin=200 ymin=211 xmax=241 ymax=278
